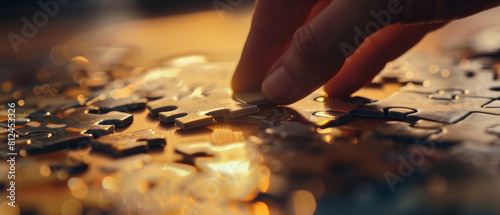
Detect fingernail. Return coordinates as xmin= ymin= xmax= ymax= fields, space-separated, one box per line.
xmin=262 ymin=66 xmax=293 ymax=103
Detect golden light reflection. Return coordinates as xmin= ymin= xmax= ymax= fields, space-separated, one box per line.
xmin=50 ymin=45 xmax=72 ymax=65
xmin=56 ymin=169 xmax=69 ymax=180
xmin=137 ymin=180 xmax=151 ymax=194
xmin=18 ymin=100 xmax=25 ymax=106
xmin=0 ymin=201 xmax=20 ymax=215
xmin=171 ymin=55 xmax=207 ymax=67
xmin=70 ymin=56 xmax=90 ymax=70
xmin=2 ymin=82 xmax=12 ymax=92
xmin=291 ymin=190 xmax=317 ymax=215
xmin=429 ymin=65 xmax=439 ymax=74
xmin=19 ymin=149 xmax=27 ymax=157
xmin=441 ymin=69 xmax=450 ymax=78
xmin=258 ymin=166 xmax=271 ymax=193
xmin=254 ymin=202 xmax=270 ymax=215
xmin=37 ymin=69 xmax=51 ymax=82
xmin=34 ymin=85 xmax=42 ymax=95
xmin=68 ymin=178 xmax=89 ymax=199
xmin=39 ymin=164 xmax=51 ymax=177
xmin=12 ymin=91 xmax=21 ymax=100
xmin=460 ymin=59 xmax=470 ymax=69
xmin=60 ymin=199 xmax=83 ymax=215
xmin=102 ymin=176 xmax=121 ymax=192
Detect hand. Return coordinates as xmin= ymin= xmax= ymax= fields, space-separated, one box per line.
xmin=231 ymin=0 xmax=500 ymax=104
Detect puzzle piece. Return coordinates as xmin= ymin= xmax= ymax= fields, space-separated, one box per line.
xmin=158 ymin=90 xmax=259 ymax=130
xmin=355 ymin=91 xmax=500 ymax=123
xmin=221 ymin=105 xmax=294 ymax=128
xmin=0 ymin=122 xmax=93 ymax=157
xmin=429 ymin=113 xmax=500 ymax=146
xmin=88 ymin=94 xmax=147 ymax=113
xmin=285 ymin=90 xmax=374 ymax=127
xmin=92 ymin=129 xmax=165 ymax=157
xmin=403 ymin=71 xmax=500 ymax=98
xmin=232 ymin=91 xmax=271 ymax=105
xmin=18 ymin=107 xmax=133 ymax=137
xmin=373 ymin=121 xmax=441 ymax=144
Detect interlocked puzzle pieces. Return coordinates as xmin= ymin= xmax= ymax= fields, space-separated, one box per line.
xmin=428 ymin=113 xmax=500 ymax=146
xmin=355 ymin=91 xmax=500 ymax=123
xmin=0 ymin=107 xmax=134 ymax=156
xmin=23 ymin=107 xmax=134 ymax=137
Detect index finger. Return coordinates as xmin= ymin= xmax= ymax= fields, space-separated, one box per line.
xmin=231 ymin=0 xmax=323 ymax=93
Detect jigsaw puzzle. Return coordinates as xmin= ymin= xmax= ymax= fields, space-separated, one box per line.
xmin=4 ymin=21 xmax=500 ymax=215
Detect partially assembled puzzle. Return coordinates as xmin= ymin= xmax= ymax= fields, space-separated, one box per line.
xmin=2 ymin=27 xmax=500 ymax=215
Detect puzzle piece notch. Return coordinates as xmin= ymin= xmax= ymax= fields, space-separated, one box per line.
xmin=92 ymin=129 xmax=166 ymax=157
xmin=386 ymin=107 xmax=419 ymax=122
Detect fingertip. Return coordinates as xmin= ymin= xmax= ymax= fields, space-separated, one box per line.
xmin=261 ymin=66 xmax=296 ymax=105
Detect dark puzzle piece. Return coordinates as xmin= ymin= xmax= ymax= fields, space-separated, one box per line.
xmin=158 ymin=90 xmax=259 ymax=130
xmin=92 ymin=129 xmax=166 ymax=157
xmin=355 ymin=91 xmax=500 ymax=123
xmin=87 ymin=94 xmax=147 ymax=113
xmin=0 ymin=121 xmax=92 ymax=157
xmin=429 ymin=113 xmax=500 ymax=146
xmin=372 ymin=121 xmax=442 ymax=144
xmin=0 ymin=122 xmax=92 ymax=157
xmin=19 ymin=107 xmax=134 ymax=137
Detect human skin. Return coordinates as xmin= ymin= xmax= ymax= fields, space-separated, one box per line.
xmin=231 ymin=0 xmax=500 ymax=104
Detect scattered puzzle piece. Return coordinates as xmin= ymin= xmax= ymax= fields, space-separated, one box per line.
xmin=92 ymin=129 xmax=165 ymax=157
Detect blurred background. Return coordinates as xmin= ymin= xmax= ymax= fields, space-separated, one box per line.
xmin=0 ymin=0 xmax=255 ymax=81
